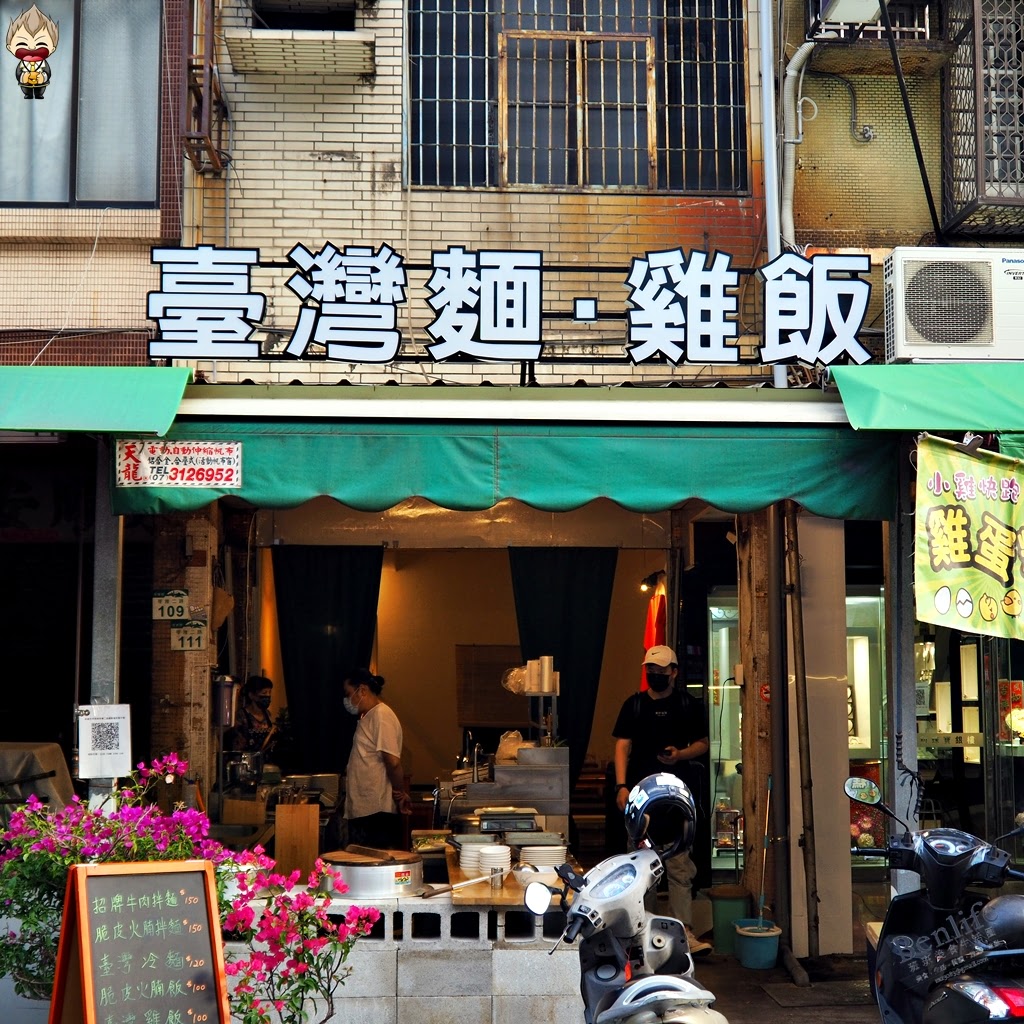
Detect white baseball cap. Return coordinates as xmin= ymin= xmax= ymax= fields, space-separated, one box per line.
xmin=643 ymin=645 xmax=677 ymax=667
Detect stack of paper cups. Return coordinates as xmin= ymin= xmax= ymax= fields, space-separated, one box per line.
xmin=540 ymin=655 xmax=554 ymax=693
xmin=552 ymin=670 xmax=560 ymax=695
xmin=526 ymin=659 xmax=541 ymax=693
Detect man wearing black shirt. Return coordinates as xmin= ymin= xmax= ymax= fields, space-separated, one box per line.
xmin=612 ymin=645 xmax=711 ymax=954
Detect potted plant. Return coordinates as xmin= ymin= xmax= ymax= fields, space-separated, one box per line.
xmin=0 ymin=754 xmax=379 ymax=1024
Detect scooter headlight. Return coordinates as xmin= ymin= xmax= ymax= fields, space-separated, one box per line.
xmin=590 ymin=862 xmax=637 ymax=900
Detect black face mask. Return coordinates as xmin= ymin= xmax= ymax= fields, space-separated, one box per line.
xmin=254 ymin=695 xmax=272 ymax=709
xmin=646 ymin=671 xmax=672 ymax=692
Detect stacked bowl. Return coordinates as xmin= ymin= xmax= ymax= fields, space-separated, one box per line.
xmin=477 ymin=843 xmax=511 ymax=882
xmin=460 ymin=843 xmax=483 ymax=874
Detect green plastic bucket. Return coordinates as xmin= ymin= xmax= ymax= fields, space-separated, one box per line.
xmin=709 ymin=885 xmax=749 ymax=954
xmin=733 ymin=918 xmax=781 ymax=969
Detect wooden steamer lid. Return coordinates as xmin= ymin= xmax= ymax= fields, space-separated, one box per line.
xmin=322 ymin=845 xmax=422 ymax=867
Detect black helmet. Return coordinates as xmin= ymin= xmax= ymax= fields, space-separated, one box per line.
xmin=980 ymin=896 xmax=1024 ymax=949
xmin=624 ymin=772 xmax=696 ymax=860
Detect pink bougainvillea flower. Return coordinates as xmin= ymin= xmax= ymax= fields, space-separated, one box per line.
xmin=0 ymin=750 xmax=378 ymax=1021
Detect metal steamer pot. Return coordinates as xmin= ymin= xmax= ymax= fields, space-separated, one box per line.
xmin=223 ymin=751 xmax=263 ymax=787
xmin=322 ymin=848 xmax=424 ymax=898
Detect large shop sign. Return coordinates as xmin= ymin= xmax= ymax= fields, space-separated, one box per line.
xmin=146 ymin=243 xmax=874 ymax=367
xmin=916 ymin=434 xmax=1024 ymax=641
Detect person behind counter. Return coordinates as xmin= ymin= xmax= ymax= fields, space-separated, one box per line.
xmin=343 ymin=668 xmax=412 ymax=850
xmin=227 ymin=675 xmax=277 ymax=754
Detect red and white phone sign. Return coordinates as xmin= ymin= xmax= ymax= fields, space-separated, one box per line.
xmin=116 ymin=440 xmax=243 ymax=488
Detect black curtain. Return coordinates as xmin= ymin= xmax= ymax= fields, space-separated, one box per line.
xmin=508 ymin=547 xmax=618 ymax=789
xmin=270 ymin=546 xmax=383 ymax=776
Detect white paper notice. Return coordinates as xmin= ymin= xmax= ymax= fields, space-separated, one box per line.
xmin=77 ymin=705 xmax=132 ymax=779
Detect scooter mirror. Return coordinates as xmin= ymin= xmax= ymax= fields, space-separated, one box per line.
xmin=845 ymin=776 xmax=881 ymax=805
xmin=995 ymin=822 xmax=1024 ymax=844
xmin=844 ymin=776 xmax=908 ymax=832
xmin=524 ymin=880 xmax=553 ymax=915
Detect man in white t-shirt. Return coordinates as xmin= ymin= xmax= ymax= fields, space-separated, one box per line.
xmin=343 ymin=668 xmax=411 ymax=849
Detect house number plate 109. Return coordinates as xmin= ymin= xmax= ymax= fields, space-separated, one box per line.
xmin=153 ymin=589 xmax=189 ymax=620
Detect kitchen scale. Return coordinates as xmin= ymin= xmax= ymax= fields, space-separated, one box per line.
xmin=475 ymin=806 xmax=539 ymax=833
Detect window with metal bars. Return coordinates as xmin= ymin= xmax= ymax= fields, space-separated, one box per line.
xmin=409 ymin=0 xmax=747 ymax=193
xmin=982 ymin=10 xmax=1024 ymax=197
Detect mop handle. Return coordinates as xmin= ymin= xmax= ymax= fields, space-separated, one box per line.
xmin=758 ymin=774 xmax=772 ymax=925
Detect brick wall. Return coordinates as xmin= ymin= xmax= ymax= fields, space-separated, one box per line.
xmin=150 ymin=509 xmax=221 ymax=797
xmin=0 ymin=0 xmax=184 ymax=345
xmin=0 ymin=331 xmax=151 ymax=366
xmin=779 ymin=0 xmax=944 ymax=249
xmin=179 ymin=0 xmax=773 ymax=386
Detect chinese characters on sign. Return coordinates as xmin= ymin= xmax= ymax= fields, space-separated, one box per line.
xmin=916 ymin=435 xmax=1024 ymax=641
xmin=148 ymin=248 xmax=265 ymax=359
xmin=426 ymin=247 xmax=543 ymax=361
xmin=77 ymin=704 xmax=132 ymax=779
xmin=51 ymin=863 xmax=229 ymax=1024
xmin=147 ymin=244 xmax=874 ymax=368
xmin=284 ymin=242 xmax=407 ymax=362
xmin=116 ymin=441 xmax=243 ymax=489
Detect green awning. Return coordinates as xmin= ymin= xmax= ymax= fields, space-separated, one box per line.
xmin=111 ymin=418 xmax=897 ymax=520
xmin=0 ymin=366 xmax=192 ymax=435
xmin=833 ymin=364 xmax=1024 ymax=431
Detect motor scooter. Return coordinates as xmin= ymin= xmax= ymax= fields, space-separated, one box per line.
xmin=523 ymin=772 xmax=728 ymax=1024
xmin=846 ymin=774 xmax=1024 ymax=1024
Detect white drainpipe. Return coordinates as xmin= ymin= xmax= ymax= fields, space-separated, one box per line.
xmin=780 ymin=41 xmax=817 ymax=250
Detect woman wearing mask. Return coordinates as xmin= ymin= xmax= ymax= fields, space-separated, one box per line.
xmin=228 ymin=675 xmax=276 ymax=753
xmin=342 ymin=668 xmax=411 ymax=850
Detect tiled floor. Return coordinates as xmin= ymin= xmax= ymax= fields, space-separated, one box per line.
xmin=697 ymin=954 xmax=878 ymax=1024
xmin=681 ymin=875 xmax=887 ymax=1024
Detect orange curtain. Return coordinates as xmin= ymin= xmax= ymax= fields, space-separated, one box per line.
xmin=639 ymin=589 xmax=667 ymax=691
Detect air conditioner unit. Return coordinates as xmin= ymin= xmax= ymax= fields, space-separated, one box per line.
xmin=884 ymin=247 xmax=1024 ymax=362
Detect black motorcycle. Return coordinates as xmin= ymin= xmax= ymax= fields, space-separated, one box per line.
xmin=846 ymin=775 xmax=1024 ymax=1024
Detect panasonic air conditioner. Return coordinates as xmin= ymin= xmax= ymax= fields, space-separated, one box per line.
xmin=884 ymin=247 xmax=1024 ymax=362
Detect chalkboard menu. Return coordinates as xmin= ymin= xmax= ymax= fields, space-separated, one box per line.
xmin=49 ymin=860 xmax=230 ymax=1024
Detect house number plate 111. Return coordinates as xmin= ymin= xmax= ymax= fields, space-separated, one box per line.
xmin=170 ymin=621 xmax=207 ymax=651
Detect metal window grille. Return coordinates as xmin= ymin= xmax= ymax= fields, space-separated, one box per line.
xmin=981 ymin=9 xmax=1024 ymax=197
xmin=817 ymin=2 xmax=934 ymax=41
xmin=409 ymin=0 xmax=748 ymax=193
xmin=942 ymin=0 xmax=1024 ymax=232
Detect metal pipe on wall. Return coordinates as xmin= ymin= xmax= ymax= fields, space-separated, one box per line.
xmin=767 ymin=503 xmax=791 ymax=942
xmin=784 ymin=499 xmax=819 ymax=958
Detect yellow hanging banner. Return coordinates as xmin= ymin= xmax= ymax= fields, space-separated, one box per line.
xmin=916 ymin=435 xmax=1024 ymax=640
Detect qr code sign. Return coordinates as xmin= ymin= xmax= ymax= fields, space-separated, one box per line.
xmin=90 ymin=721 xmax=121 ymax=752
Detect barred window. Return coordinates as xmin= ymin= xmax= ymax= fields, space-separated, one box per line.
xmin=982 ymin=8 xmax=1024 ymax=197
xmin=409 ymin=0 xmax=747 ymax=193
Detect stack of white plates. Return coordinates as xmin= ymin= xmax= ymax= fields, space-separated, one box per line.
xmin=519 ymin=845 xmax=567 ymax=867
xmin=460 ymin=844 xmax=483 ymax=873
xmin=477 ymin=843 xmax=511 ymax=878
